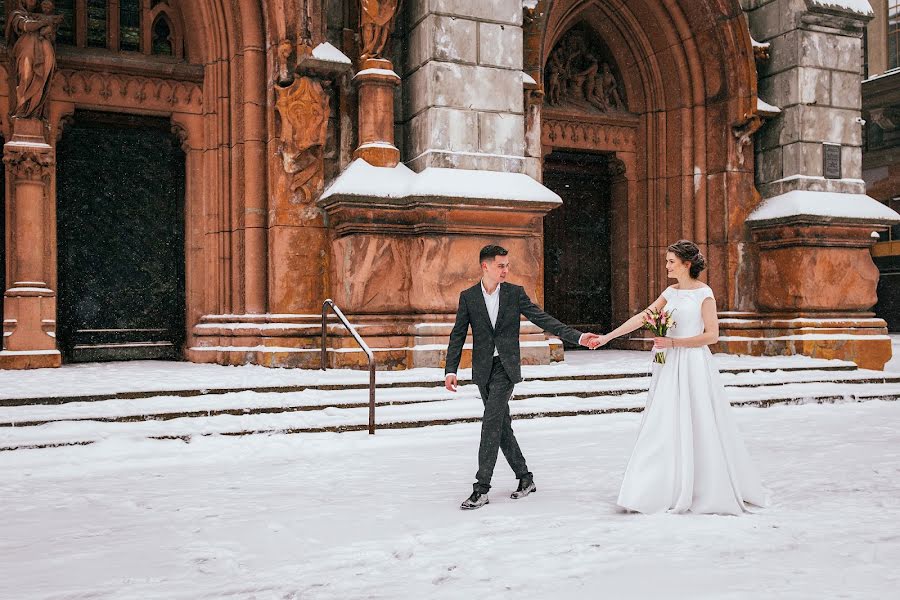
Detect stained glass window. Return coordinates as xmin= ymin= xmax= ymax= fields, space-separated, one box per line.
xmin=151 ymin=15 xmax=173 ymax=56
xmin=119 ymin=0 xmax=141 ymax=52
xmin=86 ymin=0 xmax=107 ymax=49
xmin=56 ymin=0 xmax=76 ymax=46
xmin=890 ymin=1 xmax=900 ymax=70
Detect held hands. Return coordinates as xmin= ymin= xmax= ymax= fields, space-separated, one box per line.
xmin=445 ymin=374 xmax=458 ymax=392
xmin=582 ymin=333 xmax=610 ymax=350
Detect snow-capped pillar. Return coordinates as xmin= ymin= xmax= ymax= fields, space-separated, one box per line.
xmin=741 ymin=0 xmax=900 ymax=370
xmin=405 ymin=0 xmax=527 ymax=173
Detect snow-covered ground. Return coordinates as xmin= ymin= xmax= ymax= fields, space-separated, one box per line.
xmin=2 ymin=400 xmax=899 ymax=599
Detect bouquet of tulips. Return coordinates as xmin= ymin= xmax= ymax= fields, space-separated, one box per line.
xmin=642 ymin=308 xmax=675 ymax=365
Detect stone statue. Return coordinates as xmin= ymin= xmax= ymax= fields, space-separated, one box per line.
xmin=358 ymin=0 xmax=400 ymax=62
xmin=6 ymin=0 xmax=62 ymax=119
xmin=600 ymin=63 xmax=623 ymax=111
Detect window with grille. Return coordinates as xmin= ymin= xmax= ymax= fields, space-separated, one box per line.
xmin=0 ymin=1 xmax=184 ymax=57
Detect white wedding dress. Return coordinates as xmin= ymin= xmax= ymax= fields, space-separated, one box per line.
xmin=617 ymin=286 xmax=768 ymax=515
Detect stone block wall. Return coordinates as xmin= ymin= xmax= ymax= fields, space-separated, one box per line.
xmin=403 ymin=0 xmax=527 ymax=173
xmin=748 ymin=0 xmax=869 ymax=197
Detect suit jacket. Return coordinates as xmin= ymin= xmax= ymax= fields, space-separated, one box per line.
xmin=444 ymin=282 xmax=585 ymax=386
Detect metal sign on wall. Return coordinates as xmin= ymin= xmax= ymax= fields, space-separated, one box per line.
xmin=823 ymin=143 xmax=842 ymax=179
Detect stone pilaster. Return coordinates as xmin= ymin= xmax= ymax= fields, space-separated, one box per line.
xmin=732 ymin=0 xmax=900 ymax=370
xmin=405 ymin=0 xmax=527 ymax=173
xmin=0 ymin=118 xmax=61 ymax=369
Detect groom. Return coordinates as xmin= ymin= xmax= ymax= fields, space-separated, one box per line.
xmin=445 ymin=245 xmax=600 ymax=510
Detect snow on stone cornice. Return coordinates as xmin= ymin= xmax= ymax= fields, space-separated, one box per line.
xmin=522 ymin=72 xmax=537 ymax=86
xmin=321 ymin=159 xmax=414 ymax=200
xmin=807 ymin=0 xmax=874 ymax=16
xmin=320 ymin=159 xmax=561 ymax=204
xmin=412 ymin=168 xmax=561 ymax=203
xmin=312 ymin=42 xmax=352 ymax=65
xmin=757 ymin=97 xmax=781 ymax=115
xmin=747 ymin=190 xmax=900 ymax=223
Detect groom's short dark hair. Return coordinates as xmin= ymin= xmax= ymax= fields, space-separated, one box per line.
xmin=480 ymin=244 xmax=508 ymax=264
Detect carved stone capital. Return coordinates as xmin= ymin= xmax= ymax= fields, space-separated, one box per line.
xmin=3 ymin=143 xmax=54 ymax=181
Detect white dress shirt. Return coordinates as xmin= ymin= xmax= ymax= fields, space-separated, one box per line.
xmin=481 ymin=280 xmax=501 ymax=357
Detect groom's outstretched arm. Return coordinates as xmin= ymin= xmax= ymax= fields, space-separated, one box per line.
xmin=518 ymin=287 xmax=589 ymax=347
xmin=445 ymin=292 xmax=471 ymax=378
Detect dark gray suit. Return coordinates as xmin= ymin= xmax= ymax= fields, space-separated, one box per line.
xmin=445 ymin=282 xmax=585 ymax=493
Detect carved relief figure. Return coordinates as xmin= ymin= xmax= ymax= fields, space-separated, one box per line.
xmin=544 ymin=28 xmax=625 ymax=113
xmin=358 ymin=0 xmax=400 ymax=61
xmin=275 ymin=76 xmax=331 ymax=202
xmin=6 ymin=0 xmax=63 ymax=119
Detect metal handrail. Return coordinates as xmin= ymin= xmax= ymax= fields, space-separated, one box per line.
xmin=321 ymin=299 xmax=376 ymax=434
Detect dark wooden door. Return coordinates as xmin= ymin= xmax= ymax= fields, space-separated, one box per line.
xmin=542 ymin=151 xmax=612 ymax=344
xmin=56 ymin=111 xmax=186 ymax=362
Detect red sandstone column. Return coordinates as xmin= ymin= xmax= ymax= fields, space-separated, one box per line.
xmin=1 ymin=118 xmax=61 ymax=369
xmin=353 ymin=58 xmax=400 ymax=167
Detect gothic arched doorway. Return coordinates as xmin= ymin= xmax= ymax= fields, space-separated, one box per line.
xmin=56 ymin=111 xmax=186 ymax=362
xmin=542 ymin=150 xmax=613 ymax=339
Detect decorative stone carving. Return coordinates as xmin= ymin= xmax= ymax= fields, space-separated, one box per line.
xmin=732 ymin=112 xmax=765 ymax=166
xmin=868 ymin=107 xmax=900 ymax=132
xmin=275 ymin=76 xmax=331 ymax=202
xmin=6 ymin=0 xmax=63 ymax=119
xmin=544 ymin=28 xmax=625 ymax=112
xmin=54 ymin=70 xmax=203 ymax=113
xmin=542 ymin=118 xmax=637 ymax=153
xmin=607 ymin=157 xmax=627 ymax=178
xmin=358 ymin=0 xmax=400 ymax=62
xmin=3 ymin=144 xmax=54 ymax=181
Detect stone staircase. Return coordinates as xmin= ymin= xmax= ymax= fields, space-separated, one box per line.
xmin=2 ymin=360 xmax=899 ymax=452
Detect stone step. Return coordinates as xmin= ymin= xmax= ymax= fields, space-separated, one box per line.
xmin=1 ymin=368 xmax=895 ymax=428
xmin=0 ymin=361 xmax=860 ymax=408
xmin=2 ymin=379 xmax=899 ymax=452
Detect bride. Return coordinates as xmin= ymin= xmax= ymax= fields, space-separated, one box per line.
xmin=594 ymin=240 xmax=768 ymax=515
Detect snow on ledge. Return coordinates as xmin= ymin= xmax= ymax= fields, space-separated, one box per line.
xmin=312 ymin=42 xmax=351 ymax=65
xmin=321 ymin=158 xmax=561 ymax=204
xmin=747 ymin=190 xmax=900 ymax=223
xmin=808 ymin=0 xmax=874 ymax=16
xmin=757 ymin=97 xmax=781 ymax=115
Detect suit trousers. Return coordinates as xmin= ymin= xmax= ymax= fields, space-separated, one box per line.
xmin=474 ymin=356 xmax=531 ymax=493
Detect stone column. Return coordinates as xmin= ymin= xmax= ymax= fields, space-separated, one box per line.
xmin=0 ymin=119 xmax=61 ymax=369
xmin=739 ymin=0 xmax=900 ymax=369
xmin=406 ymin=0 xmax=526 ymax=173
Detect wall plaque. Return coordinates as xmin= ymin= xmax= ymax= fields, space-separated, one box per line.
xmin=823 ymin=143 xmax=841 ymax=179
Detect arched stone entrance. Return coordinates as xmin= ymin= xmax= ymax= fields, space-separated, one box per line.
xmin=526 ymin=0 xmax=759 ymax=331
xmin=0 ymin=0 xmax=274 ymax=368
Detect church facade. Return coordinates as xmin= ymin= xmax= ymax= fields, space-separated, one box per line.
xmin=1 ymin=0 xmax=898 ymax=372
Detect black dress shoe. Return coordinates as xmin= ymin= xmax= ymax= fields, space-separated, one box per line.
xmin=510 ymin=477 xmax=536 ymax=499
xmin=460 ymin=491 xmax=489 ymax=510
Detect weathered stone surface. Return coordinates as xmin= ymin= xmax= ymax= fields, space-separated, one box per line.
xmin=407 ymin=14 xmax=477 ymax=74
xmin=407 ymin=107 xmax=479 ymax=157
xmin=478 ymin=22 xmax=523 ymax=70
xmin=405 ymin=61 xmax=524 ymax=116
xmin=409 ymin=0 xmax=522 ymax=27
xmin=477 ymin=112 xmax=525 ymax=156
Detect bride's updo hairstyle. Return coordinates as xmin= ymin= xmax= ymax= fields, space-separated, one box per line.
xmin=667 ymin=240 xmax=707 ymax=279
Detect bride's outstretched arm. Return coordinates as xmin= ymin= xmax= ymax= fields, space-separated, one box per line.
xmin=653 ymin=298 xmax=719 ymax=349
xmin=594 ymin=292 xmax=668 ymax=347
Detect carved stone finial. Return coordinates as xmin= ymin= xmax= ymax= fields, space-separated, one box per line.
xmin=6 ymin=0 xmax=64 ymax=120
xmin=275 ymin=76 xmax=331 ymax=202
xmin=358 ymin=0 xmax=400 ymax=62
